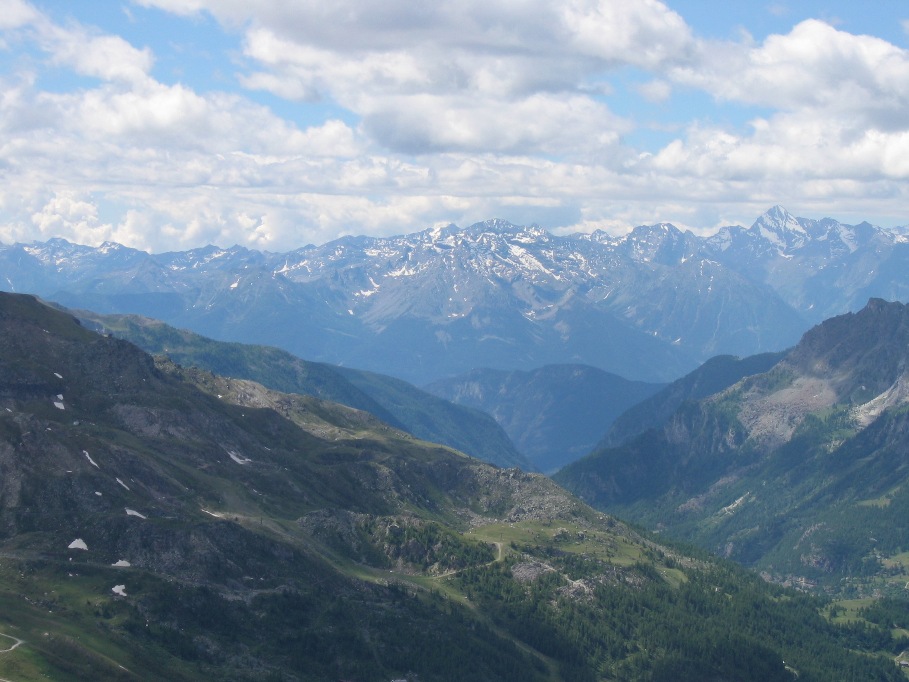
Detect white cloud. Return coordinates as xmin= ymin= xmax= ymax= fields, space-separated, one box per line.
xmin=1 ymin=3 xmax=154 ymax=84
xmin=359 ymin=93 xmax=628 ymax=155
xmin=634 ymin=17 xmax=909 ymax=217
xmin=42 ymin=27 xmax=154 ymax=84
xmin=0 ymin=0 xmax=38 ymax=29
xmin=203 ymin=1 xmax=693 ymax=155
xmin=30 ymin=191 xmax=113 ymax=244
xmin=673 ymin=20 xmax=909 ymax=128
xmin=561 ymin=0 xmax=693 ymax=67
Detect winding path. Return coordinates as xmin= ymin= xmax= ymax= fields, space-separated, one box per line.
xmin=0 ymin=632 xmax=23 ymax=654
xmin=0 ymin=631 xmax=26 ymax=682
xmin=433 ymin=541 xmax=505 ymax=579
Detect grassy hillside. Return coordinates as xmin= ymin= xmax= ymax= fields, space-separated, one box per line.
xmin=74 ymin=308 xmax=529 ymax=469
xmin=0 ymin=293 xmax=904 ymax=680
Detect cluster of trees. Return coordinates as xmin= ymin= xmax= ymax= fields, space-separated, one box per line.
xmin=381 ymin=520 xmax=496 ymax=571
xmin=455 ymin=553 xmax=905 ymax=681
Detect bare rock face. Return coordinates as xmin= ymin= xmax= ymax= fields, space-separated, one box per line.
xmin=511 ymin=560 xmax=555 ymax=583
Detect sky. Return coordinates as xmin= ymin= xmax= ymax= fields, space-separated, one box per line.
xmin=0 ymin=0 xmax=908 ymax=253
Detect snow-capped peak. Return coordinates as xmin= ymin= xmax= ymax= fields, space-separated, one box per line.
xmin=753 ymin=205 xmax=805 ymax=233
xmin=750 ymin=205 xmax=811 ymax=250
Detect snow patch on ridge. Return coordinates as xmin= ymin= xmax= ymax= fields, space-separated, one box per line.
xmin=227 ymin=449 xmax=252 ymax=465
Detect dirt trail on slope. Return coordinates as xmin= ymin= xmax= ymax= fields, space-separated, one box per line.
xmin=0 ymin=631 xmax=24 ymax=653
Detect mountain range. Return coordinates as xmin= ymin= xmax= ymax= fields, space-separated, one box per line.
xmin=4 ymin=293 xmax=908 ymax=679
xmin=556 ymin=298 xmax=909 ymax=596
xmin=4 ymin=206 xmax=909 ymax=385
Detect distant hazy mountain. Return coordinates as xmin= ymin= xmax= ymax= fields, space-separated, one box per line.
xmin=3 ymin=206 xmax=908 ymax=384
xmin=75 ymin=309 xmax=530 ymax=470
xmin=556 ymin=299 xmax=909 ymax=594
xmin=425 ymin=364 xmax=662 ymax=473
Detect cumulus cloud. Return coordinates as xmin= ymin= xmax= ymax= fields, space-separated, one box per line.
xmin=198 ymin=0 xmax=693 ymax=154
xmin=0 ymin=0 xmax=38 ymax=29
xmin=360 ymin=93 xmax=629 ymax=156
xmin=673 ymin=20 xmax=909 ymax=128
xmin=30 ymin=191 xmax=114 ymax=244
xmin=43 ymin=28 xmax=153 ymax=84
xmin=646 ymin=19 xmax=909 ymax=197
xmin=1 ymin=1 xmax=908 ymax=252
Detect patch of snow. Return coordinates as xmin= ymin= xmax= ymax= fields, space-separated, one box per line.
xmin=388 ymin=264 xmax=417 ymax=278
xmin=125 ymin=508 xmax=146 ymax=519
xmin=230 ymin=279 xmax=240 ymax=289
xmin=54 ymin=372 xmax=63 ymax=379
xmin=364 ymin=247 xmax=394 ymax=257
xmin=53 ymin=402 xmax=65 ymax=410
xmin=56 ymin=394 xmax=63 ymax=400
xmin=111 ymin=585 xmax=127 ymax=596
xmin=758 ymin=226 xmax=785 ymax=249
xmin=83 ymin=451 xmax=99 ymax=468
xmin=836 ymin=225 xmax=858 ymax=252
xmin=116 ymin=478 xmax=130 ymax=491
xmin=94 ymin=492 xmax=102 ymax=496
xmin=112 ymin=560 xmax=131 ymax=567
xmin=201 ymin=509 xmax=223 ymax=518
xmin=227 ymin=450 xmax=251 ymax=465
xmin=68 ymin=539 xmax=88 ymax=550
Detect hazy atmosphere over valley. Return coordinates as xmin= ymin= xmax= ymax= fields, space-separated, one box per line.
xmin=3 ymin=2 xmax=909 ymax=681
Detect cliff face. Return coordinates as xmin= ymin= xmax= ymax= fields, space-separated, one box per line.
xmin=558 ymin=299 xmax=909 ymax=593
